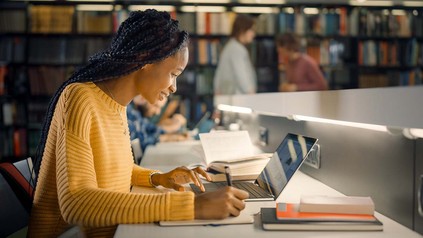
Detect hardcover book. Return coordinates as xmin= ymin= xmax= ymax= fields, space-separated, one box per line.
xmin=276 ymin=203 xmax=377 ymax=222
xmin=299 ymin=195 xmax=375 ymax=215
xmin=261 ymin=208 xmax=383 ymax=231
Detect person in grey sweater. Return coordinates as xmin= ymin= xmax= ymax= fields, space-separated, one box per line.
xmin=214 ymin=14 xmax=257 ymax=95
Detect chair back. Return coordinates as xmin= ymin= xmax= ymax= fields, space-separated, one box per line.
xmin=0 ymin=158 xmax=34 ymax=237
xmin=0 ymin=158 xmax=34 ymax=213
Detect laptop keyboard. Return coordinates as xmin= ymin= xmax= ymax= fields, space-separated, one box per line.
xmin=233 ymin=182 xmax=271 ymax=198
xmin=190 ymin=181 xmax=272 ymax=199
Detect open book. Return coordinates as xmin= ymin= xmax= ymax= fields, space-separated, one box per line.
xmin=198 ymin=131 xmax=272 ymax=181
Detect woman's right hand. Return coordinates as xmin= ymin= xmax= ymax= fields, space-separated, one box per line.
xmin=194 ymin=187 xmax=249 ymax=219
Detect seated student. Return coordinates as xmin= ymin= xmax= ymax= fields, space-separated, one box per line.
xmin=149 ymin=95 xmax=185 ymax=131
xmin=154 ymin=97 xmax=187 ymax=134
xmin=127 ymin=95 xmax=188 ymax=154
xmin=29 ymin=10 xmax=248 ymax=238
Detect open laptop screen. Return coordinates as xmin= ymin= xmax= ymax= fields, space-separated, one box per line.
xmin=255 ymin=133 xmax=318 ymax=198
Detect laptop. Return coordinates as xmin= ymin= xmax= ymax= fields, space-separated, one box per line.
xmin=190 ymin=133 xmax=318 ymax=201
xmin=190 ymin=111 xmax=215 ymax=139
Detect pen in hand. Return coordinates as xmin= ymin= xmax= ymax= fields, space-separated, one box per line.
xmin=224 ymin=166 xmax=232 ymax=186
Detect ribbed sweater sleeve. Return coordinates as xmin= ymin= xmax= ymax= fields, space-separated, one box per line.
xmin=29 ymin=83 xmax=194 ymax=237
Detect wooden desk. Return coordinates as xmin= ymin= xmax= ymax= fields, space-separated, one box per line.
xmin=114 ymin=141 xmax=423 ymax=238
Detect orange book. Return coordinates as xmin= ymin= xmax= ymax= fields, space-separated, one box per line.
xmin=339 ymin=7 xmax=347 ymax=36
xmin=0 ymin=66 xmax=6 ymax=95
xmin=13 ymin=129 xmax=21 ymax=157
xmin=358 ymin=41 xmax=363 ymax=65
xmin=379 ymin=41 xmax=388 ymax=66
xmin=276 ymin=203 xmax=377 ymax=222
xmin=390 ymin=43 xmax=398 ymax=66
xmin=205 ymin=12 xmax=211 ymax=35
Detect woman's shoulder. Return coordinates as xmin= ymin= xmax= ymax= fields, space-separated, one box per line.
xmin=61 ymin=82 xmax=100 ymax=105
xmin=64 ymin=82 xmax=97 ymax=95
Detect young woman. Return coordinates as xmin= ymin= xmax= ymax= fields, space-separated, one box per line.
xmin=29 ymin=10 xmax=248 ymax=237
xmin=213 ymin=14 xmax=257 ymax=95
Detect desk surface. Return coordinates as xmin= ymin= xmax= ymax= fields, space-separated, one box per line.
xmin=114 ymin=141 xmax=423 ymax=238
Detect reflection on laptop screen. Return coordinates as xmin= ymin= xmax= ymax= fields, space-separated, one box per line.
xmin=255 ymin=133 xmax=318 ymax=197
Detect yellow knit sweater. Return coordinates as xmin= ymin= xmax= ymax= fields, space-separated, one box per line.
xmin=28 ymin=82 xmax=194 ymax=237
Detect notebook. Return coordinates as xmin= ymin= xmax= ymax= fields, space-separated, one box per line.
xmin=159 ymin=210 xmax=254 ymax=227
xmin=190 ymin=133 xmax=318 ymax=201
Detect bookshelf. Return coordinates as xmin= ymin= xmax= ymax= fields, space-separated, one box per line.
xmin=0 ymin=1 xmax=116 ymax=162
xmin=0 ymin=1 xmax=422 ymax=162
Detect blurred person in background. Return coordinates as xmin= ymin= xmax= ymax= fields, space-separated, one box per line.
xmin=214 ymin=14 xmax=257 ymax=95
xmin=276 ymin=32 xmax=328 ymax=92
xmin=127 ymin=95 xmax=189 ymax=156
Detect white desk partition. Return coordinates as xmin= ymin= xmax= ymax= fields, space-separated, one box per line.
xmin=214 ymin=86 xmax=423 ymax=129
xmin=114 ymin=141 xmax=423 ymax=238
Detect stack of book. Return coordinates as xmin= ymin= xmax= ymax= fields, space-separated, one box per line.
xmin=30 ymin=6 xmax=74 ymax=33
xmin=261 ymin=195 xmax=383 ymax=231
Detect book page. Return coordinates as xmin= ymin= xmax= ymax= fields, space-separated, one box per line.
xmin=199 ymin=131 xmax=254 ymax=164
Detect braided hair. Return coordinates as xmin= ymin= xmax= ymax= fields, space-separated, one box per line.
xmin=33 ymin=9 xmax=189 ymax=184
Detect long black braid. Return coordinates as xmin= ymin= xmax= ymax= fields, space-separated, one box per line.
xmin=32 ymin=9 xmax=189 ymax=185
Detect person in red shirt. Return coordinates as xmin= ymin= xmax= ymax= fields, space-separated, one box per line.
xmin=276 ymin=32 xmax=328 ymax=92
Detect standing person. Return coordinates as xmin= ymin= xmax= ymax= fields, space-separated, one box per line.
xmin=29 ymin=10 xmax=248 ymax=238
xmin=213 ymin=14 xmax=257 ymax=95
xmin=276 ymin=32 xmax=328 ymax=92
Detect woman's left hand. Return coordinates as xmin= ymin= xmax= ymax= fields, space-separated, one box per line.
xmin=151 ymin=166 xmax=211 ymax=192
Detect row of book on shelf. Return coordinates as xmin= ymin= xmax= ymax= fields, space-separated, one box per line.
xmin=1 ymin=100 xmax=50 ymax=159
xmin=1 ymin=102 xmax=43 ymax=158
xmin=0 ymin=66 xmax=72 ymax=96
xmin=28 ymin=37 xmax=110 ymax=65
xmin=0 ymin=35 xmax=272 ymax=72
xmin=166 ymin=8 xmax=423 ymax=37
xmin=261 ymin=195 xmax=383 ymax=231
xmin=0 ymin=6 xmax=126 ymax=34
xmin=2 ymin=101 xmax=47 ymax=135
xmin=2 ymin=101 xmax=26 ymax=126
xmin=0 ymin=128 xmax=40 ymax=159
xmin=194 ymin=7 xmax=423 ymax=37
xmin=2 ymin=6 xmax=423 ymax=37
xmin=0 ymin=36 xmax=110 ymax=64
xmin=359 ymin=69 xmax=422 ymax=88
xmin=359 ymin=39 xmax=423 ymax=67
xmin=303 ymin=38 xmax=346 ymax=66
